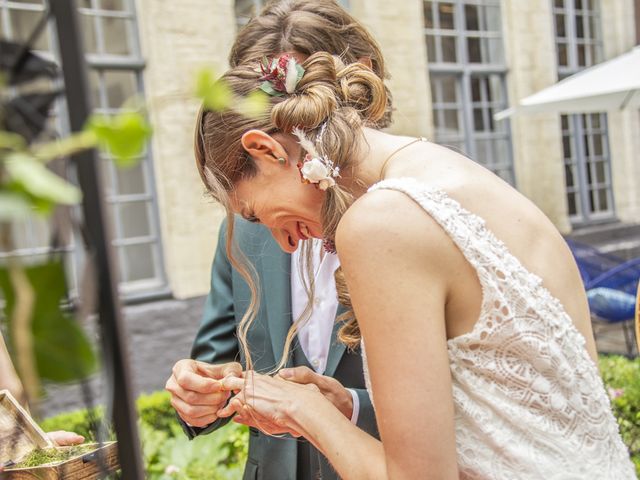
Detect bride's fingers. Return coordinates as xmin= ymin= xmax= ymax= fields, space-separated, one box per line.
xmin=217 ymin=395 xmax=244 ymax=418
xmin=219 ymin=375 xmax=245 ymax=392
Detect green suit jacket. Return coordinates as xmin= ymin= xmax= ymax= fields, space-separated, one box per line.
xmin=182 ymin=218 xmax=378 ymax=479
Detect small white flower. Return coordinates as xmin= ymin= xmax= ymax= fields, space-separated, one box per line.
xmin=285 ymin=57 xmax=299 ymax=94
xmin=300 ymin=157 xmax=330 ymax=182
xmin=165 ymin=465 xmax=180 ymax=475
xmin=318 ymin=178 xmax=336 ymax=190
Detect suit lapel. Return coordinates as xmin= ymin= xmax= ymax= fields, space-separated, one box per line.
xmin=259 ymin=240 xmax=293 ymax=368
xmin=324 ymin=304 xmax=348 ymax=377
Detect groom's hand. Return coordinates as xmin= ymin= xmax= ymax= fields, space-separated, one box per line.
xmin=278 ymin=366 xmax=353 ymax=419
xmin=166 ymin=359 xmax=242 ymax=427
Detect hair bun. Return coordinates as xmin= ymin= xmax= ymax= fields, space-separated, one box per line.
xmin=271 ymin=52 xmax=338 ymax=131
xmin=337 ymin=62 xmax=387 ymax=123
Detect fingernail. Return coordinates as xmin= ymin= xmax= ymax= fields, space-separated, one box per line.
xmin=279 ymin=369 xmax=292 ymax=378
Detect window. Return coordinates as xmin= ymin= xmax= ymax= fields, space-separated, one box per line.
xmin=424 ymin=0 xmax=514 ymax=184
xmin=0 ymin=0 xmax=167 ymax=298
xmin=553 ymin=0 xmax=614 ymax=224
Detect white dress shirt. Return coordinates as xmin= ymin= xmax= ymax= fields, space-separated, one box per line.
xmin=290 ymin=240 xmax=360 ymax=424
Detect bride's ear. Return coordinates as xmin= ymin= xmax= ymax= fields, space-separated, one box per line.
xmin=241 ymin=130 xmax=288 ymax=165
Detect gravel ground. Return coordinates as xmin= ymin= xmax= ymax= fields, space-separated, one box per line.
xmin=37 ymin=295 xmax=206 ymax=418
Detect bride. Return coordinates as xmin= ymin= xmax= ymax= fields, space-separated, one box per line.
xmin=194 ymin=50 xmax=635 ymax=479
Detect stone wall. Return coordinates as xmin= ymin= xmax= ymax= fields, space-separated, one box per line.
xmin=502 ymin=0 xmax=570 ymax=232
xmin=135 ymin=0 xmax=233 ymax=299
xmin=601 ymin=0 xmax=640 ymax=224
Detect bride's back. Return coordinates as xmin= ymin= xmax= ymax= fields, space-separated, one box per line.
xmin=384 ymin=140 xmax=597 ymax=361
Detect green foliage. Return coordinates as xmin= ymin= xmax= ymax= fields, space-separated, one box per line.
xmin=195 ymin=67 xmax=268 ymax=119
xmin=42 ymin=390 xmax=249 ymax=479
xmin=85 ymin=112 xmax=152 ymax=167
xmin=13 ymin=445 xmax=94 ymax=468
xmin=5 ymin=152 xmax=82 ymax=206
xmin=195 ymin=68 xmax=233 ymax=112
xmin=599 ymin=355 xmax=640 ymax=475
xmin=0 ymin=259 xmax=98 ymax=383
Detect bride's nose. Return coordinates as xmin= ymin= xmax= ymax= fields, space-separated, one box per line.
xmin=270 ymin=228 xmax=298 ymax=253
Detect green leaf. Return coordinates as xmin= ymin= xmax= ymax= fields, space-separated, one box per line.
xmin=195 ymin=68 xmax=233 ymax=111
xmin=0 ymin=130 xmax=26 ymax=150
xmin=0 ymin=191 xmax=34 ymax=220
xmin=0 ymin=260 xmax=98 ymax=384
xmin=259 ymin=81 xmax=283 ymax=97
xmin=5 ymin=152 xmax=82 ymax=205
xmin=235 ymin=90 xmax=269 ymax=118
xmin=86 ymin=111 xmax=152 ymax=167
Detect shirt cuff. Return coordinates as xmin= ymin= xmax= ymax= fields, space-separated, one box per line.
xmin=347 ymin=388 xmax=360 ymax=425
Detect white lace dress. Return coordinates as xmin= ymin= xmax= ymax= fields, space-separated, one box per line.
xmin=361 ymin=178 xmax=636 ymax=480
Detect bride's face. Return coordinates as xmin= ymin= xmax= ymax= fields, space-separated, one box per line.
xmin=231 ymin=132 xmax=325 ymax=253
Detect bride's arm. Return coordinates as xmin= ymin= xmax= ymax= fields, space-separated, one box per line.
xmin=335 ymin=189 xmax=459 ymax=479
xmin=219 ymin=190 xmax=459 ymax=479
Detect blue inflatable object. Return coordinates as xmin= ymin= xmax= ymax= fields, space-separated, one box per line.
xmin=586 ymin=287 xmax=636 ymax=323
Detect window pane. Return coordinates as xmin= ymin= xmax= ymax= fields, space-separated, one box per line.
xmin=102 ymin=17 xmax=131 ymax=55
xmin=597 ymin=189 xmax=608 ymax=211
xmin=467 ymin=37 xmax=481 ymax=62
xmin=441 ymin=36 xmax=457 ymax=62
xmin=577 ymin=44 xmax=586 ymax=66
xmin=424 ymin=1 xmax=434 ymax=28
xmin=565 ymin=165 xmax=575 ymax=187
xmin=557 ymin=43 xmax=568 ymax=66
xmin=486 ymin=38 xmax=504 ymax=63
xmin=426 ymin=35 xmax=436 ymax=62
xmin=99 ymin=0 xmax=126 ymax=11
xmin=555 ymin=14 xmax=566 ymax=37
xmin=119 ymin=202 xmax=151 ymax=239
xmin=121 ymin=244 xmax=155 ymax=282
xmin=567 ymin=192 xmax=577 ymax=215
xmin=484 ymin=6 xmax=501 ymax=31
xmin=592 ymin=134 xmax=603 ymax=156
xmin=594 ymin=161 xmax=606 ymax=183
xmin=88 ymin=69 xmax=102 ymax=108
xmin=104 ymin=70 xmax=138 ymax=108
xmin=563 ymin=135 xmax=572 ymax=158
xmin=576 ymin=15 xmax=585 ymax=38
xmin=443 ymin=109 xmax=460 ymax=134
xmin=588 ymin=15 xmax=599 ymax=41
xmin=471 ymin=77 xmax=482 ymax=102
xmin=473 ymin=108 xmax=484 ymax=131
xmin=465 ymin=4 xmax=479 ymax=30
xmin=438 ymin=2 xmax=455 ymax=29
xmin=9 ymin=8 xmax=50 ymax=51
xmin=440 ymin=76 xmax=457 ymax=103
xmin=116 ymin=163 xmax=147 ymax=195
xmin=79 ymin=13 xmax=99 ymax=54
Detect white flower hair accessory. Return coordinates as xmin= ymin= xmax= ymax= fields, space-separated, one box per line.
xmin=292 ymin=124 xmax=340 ymax=191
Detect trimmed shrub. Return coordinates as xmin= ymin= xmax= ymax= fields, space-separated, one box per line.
xmin=599 ymin=355 xmax=640 ymax=475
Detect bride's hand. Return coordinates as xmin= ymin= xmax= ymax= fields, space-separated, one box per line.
xmin=217 ymin=371 xmax=322 ymax=437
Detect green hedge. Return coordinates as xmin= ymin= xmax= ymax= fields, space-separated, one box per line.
xmin=41 ymin=355 xmax=639 ymax=478
xmin=41 ymin=391 xmax=247 ymax=479
xmin=599 ymin=355 xmax=640 ymax=475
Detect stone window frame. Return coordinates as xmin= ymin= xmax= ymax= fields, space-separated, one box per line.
xmin=0 ymin=0 xmax=168 ymax=300
xmin=552 ymin=0 xmax=615 ymax=225
xmin=424 ymin=0 xmax=515 ymax=185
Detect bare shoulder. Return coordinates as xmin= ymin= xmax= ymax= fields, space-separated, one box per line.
xmin=335 ymin=188 xmax=457 ymax=269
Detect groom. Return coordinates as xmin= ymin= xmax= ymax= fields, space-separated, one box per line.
xmin=166 ymin=218 xmax=377 ymax=479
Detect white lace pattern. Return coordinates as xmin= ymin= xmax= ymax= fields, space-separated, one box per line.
xmin=361 ymin=178 xmax=636 ymax=479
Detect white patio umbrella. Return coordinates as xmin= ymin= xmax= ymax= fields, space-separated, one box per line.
xmin=495 ymin=45 xmax=640 ymax=120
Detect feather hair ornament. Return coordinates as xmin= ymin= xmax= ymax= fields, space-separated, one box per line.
xmin=292 ymin=124 xmax=340 ymax=191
